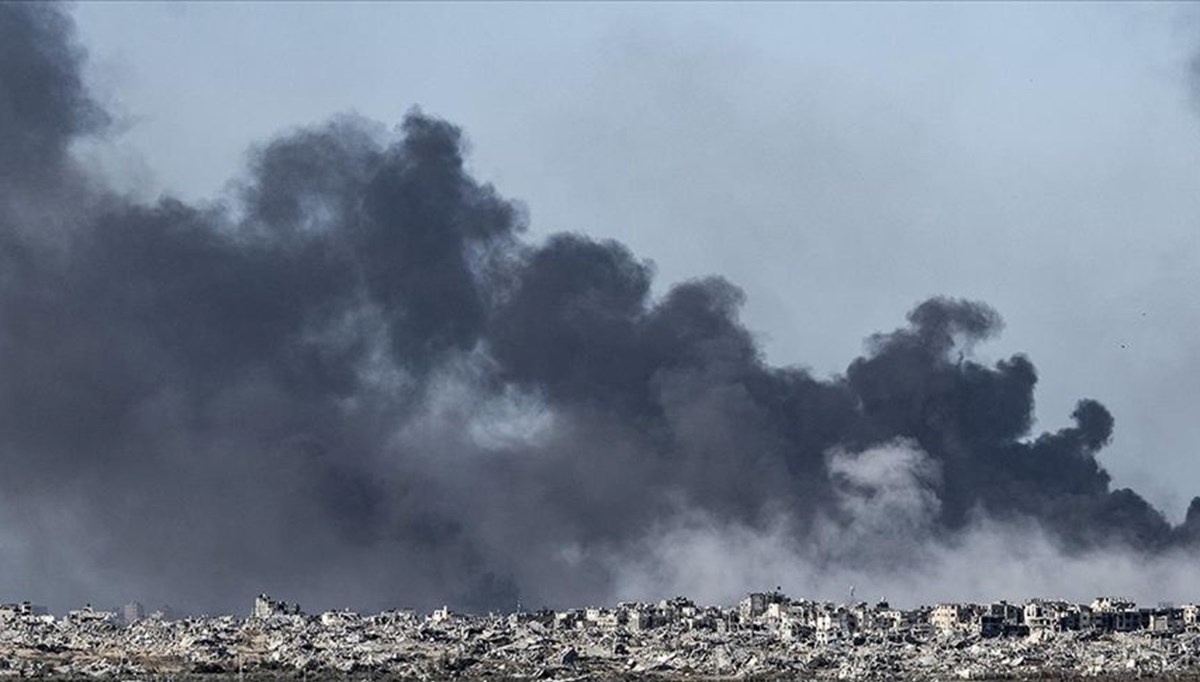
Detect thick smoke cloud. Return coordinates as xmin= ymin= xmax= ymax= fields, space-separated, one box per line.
xmin=1 ymin=3 xmax=1198 ymax=615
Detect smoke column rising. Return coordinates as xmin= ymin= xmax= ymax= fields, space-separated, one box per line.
xmin=1 ymin=3 xmax=1198 ymax=615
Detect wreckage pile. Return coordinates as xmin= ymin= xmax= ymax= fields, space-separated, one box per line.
xmin=5 ymin=593 xmax=1200 ymax=680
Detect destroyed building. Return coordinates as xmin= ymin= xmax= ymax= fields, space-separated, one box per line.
xmin=5 ymin=591 xmax=1200 ymax=679
xmin=251 ymin=594 xmax=302 ymax=620
xmin=64 ymin=605 xmax=116 ymax=626
xmin=0 ymin=602 xmax=48 ymax=620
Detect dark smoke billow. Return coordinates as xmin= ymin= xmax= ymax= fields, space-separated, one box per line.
xmin=1 ymin=3 xmax=1197 ymax=615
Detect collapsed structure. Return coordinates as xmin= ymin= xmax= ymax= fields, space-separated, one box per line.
xmin=5 ymin=592 xmax=1200 ymax=679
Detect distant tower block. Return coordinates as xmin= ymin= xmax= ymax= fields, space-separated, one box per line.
xmin=123 ymin=601 xmax=145 ymax=624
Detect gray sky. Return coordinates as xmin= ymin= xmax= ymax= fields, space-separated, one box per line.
xmin=73 ymin=2 xmax=1200 ymax=519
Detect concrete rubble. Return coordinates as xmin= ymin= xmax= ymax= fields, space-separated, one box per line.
xmin=5 ymin=592 xmax=1200 ymax=679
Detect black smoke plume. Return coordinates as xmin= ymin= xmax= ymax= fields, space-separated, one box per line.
xmin=0 ymin=3 xmax=1196 ymax=614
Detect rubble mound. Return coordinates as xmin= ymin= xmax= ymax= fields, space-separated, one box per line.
xmin=5 ymin=594 xmax=1200 ymax=680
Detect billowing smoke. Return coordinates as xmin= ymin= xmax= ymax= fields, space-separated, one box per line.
xmin=1 ymin=3 xmax=1198 ymax=615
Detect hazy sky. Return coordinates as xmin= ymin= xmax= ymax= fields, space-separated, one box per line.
xmin=72 ymin=2 xmax=1200 ymax=519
